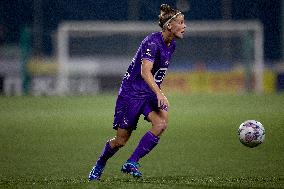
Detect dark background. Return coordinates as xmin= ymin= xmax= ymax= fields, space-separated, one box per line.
xmin=0 ymin=0 xmax=282 ymax=61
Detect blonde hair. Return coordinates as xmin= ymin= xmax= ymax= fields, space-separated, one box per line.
xmin=158 ymin=4 xmax=182 ymax=29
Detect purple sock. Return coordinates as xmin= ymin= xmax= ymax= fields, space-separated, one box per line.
xmin=96 ymin=141 xmax=119 ymax=166
xmin=128 ymin=131 xmax=159 ymax=162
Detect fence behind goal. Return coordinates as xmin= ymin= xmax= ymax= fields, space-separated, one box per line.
xmin=56 ymin=21 xmax=264 ymax=95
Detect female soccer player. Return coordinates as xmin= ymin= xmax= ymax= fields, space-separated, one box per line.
xmin=89 ymin=4 xmax=186 ymax=181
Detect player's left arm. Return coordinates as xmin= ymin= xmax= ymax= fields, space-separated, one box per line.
xmin=141 ymin=59 xmax=169 ymax=110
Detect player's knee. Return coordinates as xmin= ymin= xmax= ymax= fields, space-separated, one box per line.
xmin=160 ymin=119 xmax=168 ymax=131
xmin=153 ymin=119 xmax=167 ymax=133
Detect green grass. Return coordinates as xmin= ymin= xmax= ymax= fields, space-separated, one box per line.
xmin=0 ymin=94 xmax=284 ymax=188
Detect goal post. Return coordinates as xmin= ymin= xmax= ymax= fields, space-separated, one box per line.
xmin=56 ymin=21 xmax=158 ymax=95
xmin=184 ymin=21 xmax=264 ymax=94
xmin=56 ymin=21 xmax=264 ymax=95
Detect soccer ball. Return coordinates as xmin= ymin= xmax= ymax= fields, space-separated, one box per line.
xmin=238 ymin=120 xmax=265 ymax=148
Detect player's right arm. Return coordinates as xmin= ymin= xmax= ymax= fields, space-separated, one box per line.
xmin=141 ymin=59 xmax=169 ymax=110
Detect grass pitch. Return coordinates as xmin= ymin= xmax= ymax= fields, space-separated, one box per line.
xmin=0 ymin=94 xmax=284 ymax=188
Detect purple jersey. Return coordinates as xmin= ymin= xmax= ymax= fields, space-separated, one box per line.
xmin=118 ymin=32 xmax=176 ymax=98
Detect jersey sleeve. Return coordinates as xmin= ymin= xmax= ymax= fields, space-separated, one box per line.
xmin=141 ymin=40 xmax=158 ymax=63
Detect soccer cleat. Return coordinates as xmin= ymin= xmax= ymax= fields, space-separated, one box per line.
xmin=121 ymin=161 xmax=142 ymax=178
xmin=88 ymin=164 xmax=105 ymax=181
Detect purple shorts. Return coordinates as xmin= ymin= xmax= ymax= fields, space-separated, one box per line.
xmin=113 ymin=95 xmax=159 ymax=131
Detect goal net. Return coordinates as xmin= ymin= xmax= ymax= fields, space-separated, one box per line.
xmin=56 ymin=21 xmax=264 ymax=94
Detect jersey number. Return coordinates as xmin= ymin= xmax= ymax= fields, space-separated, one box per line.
xmin=154 ymin=68 xmax=167 ymax=83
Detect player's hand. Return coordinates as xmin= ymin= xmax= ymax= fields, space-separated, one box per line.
xmin=157 ymin=93 xmax=169 ymax=111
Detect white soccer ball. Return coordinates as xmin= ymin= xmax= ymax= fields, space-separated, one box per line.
xmin=238 ymin=120 xmax=265 ymax=148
